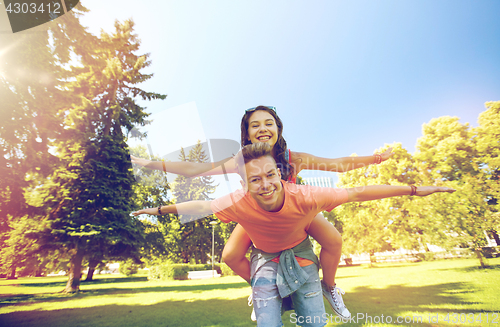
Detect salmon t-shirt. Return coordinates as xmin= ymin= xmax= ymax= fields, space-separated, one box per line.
xmin=211 ymin=182 xmax=348 ymax=254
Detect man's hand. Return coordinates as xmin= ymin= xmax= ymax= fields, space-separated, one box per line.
xmin=415 ymin=186 xmax=456 ymax=196
xmin=131 ymin=208 xmax=158 ymax=216
xmin=130 ymin=155 xmax=148 ymax=167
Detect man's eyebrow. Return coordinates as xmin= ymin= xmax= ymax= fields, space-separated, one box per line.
xmin=247 ymin=173 xmax=260 ymax=180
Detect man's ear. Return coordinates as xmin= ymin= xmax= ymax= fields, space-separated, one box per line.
xmin=240 ymin=180 xmax=248 ymax=192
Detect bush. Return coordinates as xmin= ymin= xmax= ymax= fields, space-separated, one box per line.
xmin=220 ymin=263 xmax=236 ymax=276
xmin=119 ymin=259 xmax=139 ymax=276
xmin=171 ymin=264 xmax=189 ymax=280
xmin=147 ymin=264 xmax=188 ymax=280
xmin=148 ymin=264 xmax=174 ymax=280
xmin=481 ymin=246 xmax=500 ymax=258
xmin=147 ymin=263 xmax=223 ymax=280
xmin=416 ymin=252 xmax=437 ymax=261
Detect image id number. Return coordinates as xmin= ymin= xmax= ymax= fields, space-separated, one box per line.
xmin=443 ymin=312 xmax=498 ymax=324
xmin=6 ymin=2 xmax=61 ymax=14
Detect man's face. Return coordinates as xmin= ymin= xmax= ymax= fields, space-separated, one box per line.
xmin=242 ymin=155 xmax=284 ymax=212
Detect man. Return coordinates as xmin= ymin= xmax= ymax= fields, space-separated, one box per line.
xmin=133 ymin=143 xmax=454 ymax=327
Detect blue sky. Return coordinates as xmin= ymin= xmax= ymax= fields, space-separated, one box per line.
xmin=78 ymin=1 xmax=499 ymax=186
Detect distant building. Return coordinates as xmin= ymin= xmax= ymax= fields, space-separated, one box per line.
xmin=302 ymin=176 xmax=334 ymax=188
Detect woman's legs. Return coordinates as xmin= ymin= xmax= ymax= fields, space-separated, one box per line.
xmin=307 ymin=212 xmax=342 ymax=286
xmin=308 ymin=212 xmax=351 ymax=319
xmin=221 ymin=223 xmax=253 ymax=284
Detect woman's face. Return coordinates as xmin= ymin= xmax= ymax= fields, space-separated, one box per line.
xmin=246 ymin=110 xmax=279 ymax=147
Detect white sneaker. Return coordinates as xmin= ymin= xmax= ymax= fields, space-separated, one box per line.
xmin=321 ymin=281 xmax=351 ymax=319
xmin=248 ymin=294 xmax=257 ymax=321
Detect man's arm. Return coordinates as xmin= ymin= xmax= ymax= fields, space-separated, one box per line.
xmin=346 ymin=185 xmax=455 ymax=202
xmin=131 ymin=200 xmax=214 ymax=216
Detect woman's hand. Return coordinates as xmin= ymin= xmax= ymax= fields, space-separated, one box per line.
xmin=379 ymin=147 xmax=394 ymax=162
xmin=415 ymin=186 xmax=456 ymax=196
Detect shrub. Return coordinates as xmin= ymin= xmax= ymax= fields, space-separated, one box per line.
xmin=171 ymin=264 xmax=189 ymax=280
xmin=147 ymin=263 xmax=223 ymax=280
xmin=481 ymin=246 xmax=500 ymax=258
xmin=119 ymin=259 xmax=139 ymax=276
xmin=147 ymin=264 xmax=188 ymax=280
xmin=220 ymin=263 xmax=235 ymax=276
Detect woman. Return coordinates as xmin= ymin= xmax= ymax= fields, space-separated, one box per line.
xmin=131 ymin=106 xmax=393 ymax=319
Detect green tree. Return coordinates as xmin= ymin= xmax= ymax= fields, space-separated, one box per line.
xmin=164 ymin=141 xmax=222 ymax=264
xmin=29 ymin=18 xmax=166 ymax=292
xmin=414 ymin=108 xmax=500 ymax=266
xmin=473 ymin=101 xmax=500 ymax=245
xmin=414 ymin=116 xmax=476 ymax=182
xmin=335 ymin=143 xmax=451 ymax=261
xmin=0 ymin=6 xmax=91 ymax=278
xmin=335 ymin=145 xmax=400 ymax=261
xmin=129 ymin=144 xmax=170 ymax=267
xmin=475 ymin=101 xmax=500 ymax=172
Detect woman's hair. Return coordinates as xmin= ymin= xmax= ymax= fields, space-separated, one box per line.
xmin=240 ymin=106 xmax=293 ymax=181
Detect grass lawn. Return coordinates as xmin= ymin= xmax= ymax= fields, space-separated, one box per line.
xmin=0 ymin=258 xmax=499 ymax=326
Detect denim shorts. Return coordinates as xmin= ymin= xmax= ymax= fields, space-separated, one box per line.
xmin=251 ymin=261 xmax=326 ymax=327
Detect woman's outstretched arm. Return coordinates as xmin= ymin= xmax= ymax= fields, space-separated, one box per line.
xmin=291 ymin=147 xmax=394 ymax=174
xmin=131 ymin=155 xmax=237 ymax=177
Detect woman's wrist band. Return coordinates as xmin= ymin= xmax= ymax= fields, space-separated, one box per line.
xmin=158 ymin=205 xmax=162 ymax=215
xmin=410 ymin=185 xmax=417 ymax=196
xmin=374 ymin=154 xmax=382 ymax=164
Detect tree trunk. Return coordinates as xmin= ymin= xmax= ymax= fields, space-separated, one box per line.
xmin=424 ymin=243 xmax=430 ymax=252
xmin=85 ymin=267 xmax=95 ymax=282
xmin=368 ymin=250 xmax=376 ymax=268
xmin=35 ymin=266 xmax=44 ymax=277
xmin=194 ymin=252 xmax=199 ymax=264
xmin=489 ymin=230 xmax=500 ymax=246
xmin=35 ymin=261 xmax=46 ymax=277
xmin=6 ymin=265 xmax=17 ymax=280
xmin=85 ymin=258 xmax=100 ymax=282
xmin=475 ymin=249 xmax=489 ymax=269
xmin=64 ymin=248 xmax=85 ymax=293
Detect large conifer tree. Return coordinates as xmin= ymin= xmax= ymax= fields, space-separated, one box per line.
xmin=29 ymin=17 xmax=165 ymax=291
xmin=0 ymin=5 xmax=90 ymax=278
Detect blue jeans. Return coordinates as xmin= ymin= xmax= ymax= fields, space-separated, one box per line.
xmin=251 ymin=261 xmax=326 ymax=327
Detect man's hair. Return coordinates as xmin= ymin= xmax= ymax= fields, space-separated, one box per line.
xmin=236 ymin=143 xmax=276 ymax=179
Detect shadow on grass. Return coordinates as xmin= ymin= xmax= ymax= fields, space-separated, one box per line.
xmin=2 ymin=276 xmax=150 ymax=289
xmin=0 ymin=281 xmax=249 ymax=307
xmin=331 ymin=282 xmax=496 ymax=327
xmin=2 ymin=281 xmax=497 ymax=327
xmin=0 ymin=297 xmax=256 ymax=327
xmin=436 ymin=263 xmax=500 ymax=273
xmin=80 ymin=276 xmax=149 ymax=285
xmin=360 ymin=263 xmax=418 ymax=269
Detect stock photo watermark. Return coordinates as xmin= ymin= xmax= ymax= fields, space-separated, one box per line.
xmin=2 ymin=0 xmax=79 ymax=33
xmin=290 ymin=312 xmax=500 ymax=325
